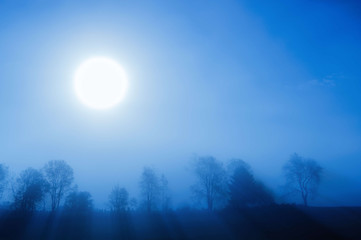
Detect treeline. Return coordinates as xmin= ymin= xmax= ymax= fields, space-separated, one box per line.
xmin=0 ymin=153 xmax=322 ymax=213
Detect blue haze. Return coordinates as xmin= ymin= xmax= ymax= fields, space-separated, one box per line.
xmin=0 ymin=0 xmax=361 ymax=207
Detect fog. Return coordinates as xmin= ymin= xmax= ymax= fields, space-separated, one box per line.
xmin=1 ymin=0 xmax=361 ymax=209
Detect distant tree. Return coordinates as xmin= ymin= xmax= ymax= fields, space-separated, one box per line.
xmin=109 ymin=185 xmax=129 ymax=213
xmin=43 ymin=160 xmax=74 ymax=211
xmin=0 ymin=164 xmax=9 ymax=200
xmin=13 ymin=168 xmax=48 ymax=212
xmin=160 ymin=174 xmax=171 ymax=211
xmin=191 ymin=156 xmax=228 ymax=211
xmin=64 ymin=190 xmax=93 ymax=213
xmin=283 ymin=153 xmax=322 ymax=206
xmin=228 ymin=159 xmax=274 ymax=208
xmin=140 ymin=167 xmax=160 ymax=212
xmin=129 ymin=197 xmax=138 ymax=211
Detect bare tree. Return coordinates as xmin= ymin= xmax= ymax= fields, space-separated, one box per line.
xmin=43 ymin=160 xmax=74 ymax=211
xmin=109 ymin=185 xmax=129 ymax=213
xmin=160 ymin=174 xmax=171 ymax=211
xmin=13 ymin=168 xmax=48 ymax=212
xmin=129 ymin=197 xmax=138 ymax=211
xmin=0 ymin=164 xmax=8 ymax=200
xmin=283 ymin=153 xmax=322 ymax=206
xmin=191 ymin=156 xmax=228 ymax=211
xmin=139 ymin=167 xmax=160 ymax=212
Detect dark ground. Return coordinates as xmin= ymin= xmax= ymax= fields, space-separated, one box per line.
xmin=0 ymin=205 xmax=360 ymax=240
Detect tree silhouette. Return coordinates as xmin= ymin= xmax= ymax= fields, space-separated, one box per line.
xmin=228 ymin=159 xmax=274 ymax=208
xmin=160 ymin=174 xmax=171 ymax=211
xmin=0 ymin=163 xmax=8 ymax=200
xmin=191 ymin=156 xmax=228 ymax=211
xmin=129 ymin=197 xmax=138 ymax=211
xmin=140 ymin=167 xmax=160 ymax=212
xmin=13 ymin=168 xmax=48 ymax=212
xmin=283 ymin=153 xmax=322 ymax=206
xmin=108 ymin=185 xmax=129 ymax=213
xmin=64 ymin=190 xmax=93 ymax=213
xmin=43 ymin=160 xmax=74 ymax=211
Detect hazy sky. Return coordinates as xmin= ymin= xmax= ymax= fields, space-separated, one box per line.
xmin=1 ymin=0 xmax=361 ymax=207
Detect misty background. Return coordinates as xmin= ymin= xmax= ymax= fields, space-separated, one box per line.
xmin=1 ymin=0 xmax=361 ymax=208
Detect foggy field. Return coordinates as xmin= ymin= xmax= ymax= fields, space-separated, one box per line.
xmin=1 ymin=0 xmax=361 ymax=239
xmin=1 ymin=206 xmax=361 ymax=240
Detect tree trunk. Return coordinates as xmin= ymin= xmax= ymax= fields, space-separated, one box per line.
xmin=302 ymin=193 xmax=308 ymax=207
xmin=207 ymin=197 xmax=213 ymax=211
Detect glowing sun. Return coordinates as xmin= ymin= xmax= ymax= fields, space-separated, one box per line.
xmin=74 ymin=57 xmax=128 ymax=109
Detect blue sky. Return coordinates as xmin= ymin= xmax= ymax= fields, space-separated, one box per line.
xmin=0 ymin=0 xmax=361 ymax=207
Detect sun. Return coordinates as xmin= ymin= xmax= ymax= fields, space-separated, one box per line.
xmin=74 ymin=57 xmax=128 ymax=109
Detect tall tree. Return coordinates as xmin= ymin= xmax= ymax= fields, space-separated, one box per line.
xmin=13 ymin=168 xmax=48 ymax=212
xmin=160 ymin=174 xmax=171 ymax=211
xmin=0 ymin=164 xmax=8 ymax=200
xmin=228 ymin=159 xmax=274 ymax=208
xmin=139 ymin=167 xmax=160 ymax=212
xmin=191 ymin=156 xmax=228 ymax=211
xmin=43 ymin=160 xmax=74 ymax=211
xmin=109 ymin=185 xmax=129 ymax=213
xmin=283 ymin=153 xmax=322 ymax=206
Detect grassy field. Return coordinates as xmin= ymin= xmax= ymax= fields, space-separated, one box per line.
xmin=0 ymin=205 xmax=360 ymax=239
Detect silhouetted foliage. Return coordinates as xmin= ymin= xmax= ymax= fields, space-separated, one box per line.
xmin=12 ymin=168 xmax=48 ymax=212
xmin=43 ymin=159 xmax=74 ymax=211
xmin=129 ymin=197 xmax=138 ymax=211
xmin=228 ymin=159 xmax=274 ymax=208
xmin=283 ymin=153 xmax=322 ymax=206
xmin=191 ymin=156 xmax=228 ymax=211
xmin=64 ymin=190 xmax=93 ymax=213
xmin=0 ymin=163 xmax=8 ymax=199
xmin=160 ymin=174 xmax=171 ymax=211
xmin=140 ymin=167 xmax=160 ymax=212
xmin=0 ymin=160 xmax=359 ymax=240
xmin=108 ymin=185 xmax=129 ymax=213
